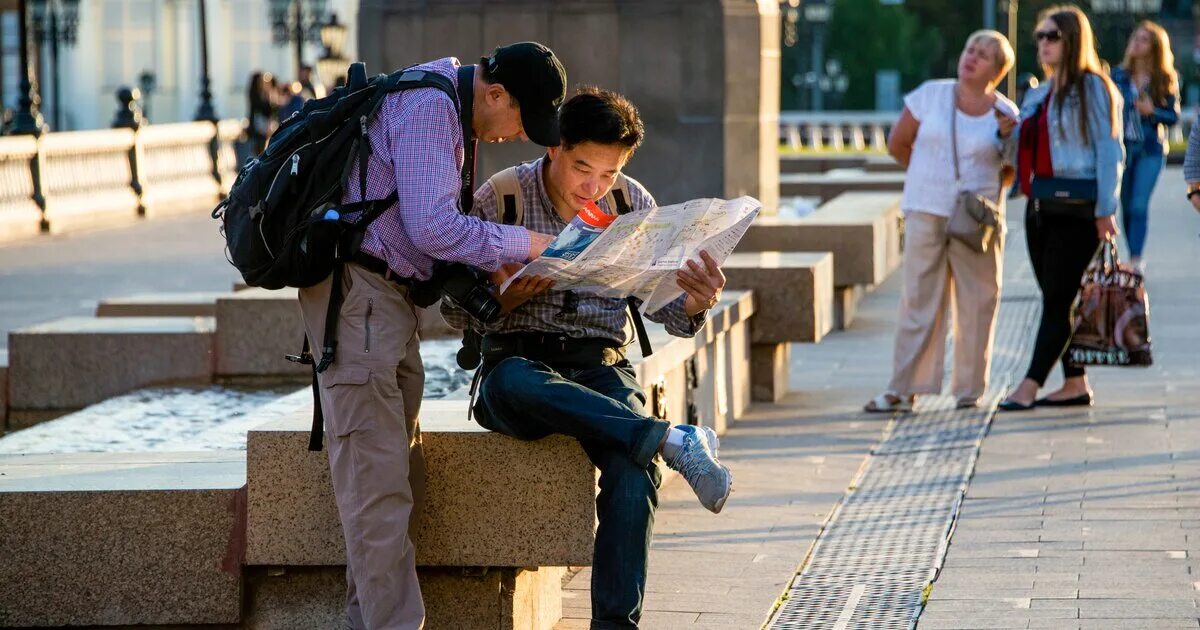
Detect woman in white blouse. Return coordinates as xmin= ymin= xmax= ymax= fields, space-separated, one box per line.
xmin=865 ymin=30 xmax=1019 ymax=413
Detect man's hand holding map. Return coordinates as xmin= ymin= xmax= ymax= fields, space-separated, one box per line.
xmin=500 ymin=196 xmax=762 ymax=314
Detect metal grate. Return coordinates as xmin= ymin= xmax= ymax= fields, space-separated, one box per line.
xmin=766 ymin=256 xmax=1043 ymax=629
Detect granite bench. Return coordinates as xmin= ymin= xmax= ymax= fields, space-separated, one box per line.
xmin=779 ymin=170 xmax=905 ymax=204
xmin=721 ymin=252 xmax=835 ymax=402
xmin=736 ymin=192 xmax=902 ymax=329
xmin=0 ymin=292 xmax=757 ymax=629
xmin=6 ymin=316 xmax=214 ymax=419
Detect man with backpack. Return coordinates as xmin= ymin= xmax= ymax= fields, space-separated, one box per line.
xmin=441 ymin=87 xmax=732 ymax=629
xmin=295 ymin=43 xmax=566 ymax=629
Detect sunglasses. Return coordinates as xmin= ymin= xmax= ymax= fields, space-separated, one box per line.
xmin=1035 ymin=29 xmax=1062 ymax=43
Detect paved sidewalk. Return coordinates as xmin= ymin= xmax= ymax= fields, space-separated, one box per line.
xmin=0 ymin=212 xmax=237 ymax=350
xmin=920 ymin=167 xmax=1200 ymax=629
xmin=556 ymin=252 xmax=910 ymax=628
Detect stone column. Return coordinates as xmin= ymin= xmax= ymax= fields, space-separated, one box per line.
xmin=357 ymin=0 xmax=779 ymax=211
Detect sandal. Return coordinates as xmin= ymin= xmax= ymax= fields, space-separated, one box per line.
xmin=864 ymin=392 xmax=913 ymax=413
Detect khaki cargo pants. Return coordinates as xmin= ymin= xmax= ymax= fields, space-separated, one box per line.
xmin=298 ymin=262 xmax=426 ymax=630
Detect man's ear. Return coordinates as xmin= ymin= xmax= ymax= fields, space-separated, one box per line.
xmin=546 ymin=145 xmax=561 ymax=161
xmin=486 ymin=83 xmax=509 ymax=106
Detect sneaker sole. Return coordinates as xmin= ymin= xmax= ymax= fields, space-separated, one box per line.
xmin=709 ymin=466 xmax=732 ymax=514
xmin=703 ymin=426 xmax=720 ymax=457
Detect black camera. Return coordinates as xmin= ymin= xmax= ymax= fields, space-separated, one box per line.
xmin=411 ymin=262 xmax=502 ymax=324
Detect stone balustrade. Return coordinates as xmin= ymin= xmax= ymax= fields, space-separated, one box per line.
xmin=0 ymin=119 xmax=243 ymax=243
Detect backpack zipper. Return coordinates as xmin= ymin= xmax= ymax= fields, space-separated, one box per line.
xmin=290 ymin=154 xmax=300 ymax=176
xmin=364 ymin=297 xmax=373 ymax=353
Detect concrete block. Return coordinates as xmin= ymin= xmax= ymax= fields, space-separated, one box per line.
xmin=245 ymin=400 xmax=597 ymax=568
xmin=0 ymin=451 xmax=246 ymax=626
xmin=751 ymin=342 xmax=789 ymax=402
xmin=779 ymin=171 xmax=905 ymax=203
xmin=737 ymin=192 xmax=902 ymax=287
xmin=0 ymin=349 xmax=7 ymax=431
xmin=96 ymin=291 xmax=226 ymax=318
xmin=835 ymin=284 xmax=867 ymax=330
xmin=779 ymin=155 xmax=869 ymax=174
xmin=722 ymin=252 xmax=835 ymax=343
xmin=7 ymin=316 xmax=214 ymax=410
xmin=245 ymin=565 xmax=564 ymax=630
xmin=215 ymin=288 xmax=307 ymax=377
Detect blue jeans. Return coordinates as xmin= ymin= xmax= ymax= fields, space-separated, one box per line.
xmin=1120 ymin=147 xmax=1166 ymax=258
xmin=473 ymin=357 xmax=670 ymax=629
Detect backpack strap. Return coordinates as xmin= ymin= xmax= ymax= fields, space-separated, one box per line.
xmin=603 ymin=175 xmax=654 ymax=359
xmin=489 ymin=166 xmax=524 ymax=226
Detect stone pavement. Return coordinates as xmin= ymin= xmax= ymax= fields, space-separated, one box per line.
xmin=557 ymin=239 xmax=909 ymax=627
xmin=917 ymin=166 xmax=1200 ymax=629
xmin=0 ymin=213 xmax=237 ymax=351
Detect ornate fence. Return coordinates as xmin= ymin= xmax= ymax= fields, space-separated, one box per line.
xmin=0 ymin=120 xmax=244 ymax=241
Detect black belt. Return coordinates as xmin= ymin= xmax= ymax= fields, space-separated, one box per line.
xmin=481 ymin=333 xmax=625 ymax=368
xmin=350 ymin=251 xmax=414 ymax=288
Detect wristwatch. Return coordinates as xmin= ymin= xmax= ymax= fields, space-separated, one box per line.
xmin=1189 ymin=184 xmax=1200 ymax=201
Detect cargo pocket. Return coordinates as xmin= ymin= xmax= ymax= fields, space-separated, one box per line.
xmin=320 ymin=365 xmax=373 ymax=437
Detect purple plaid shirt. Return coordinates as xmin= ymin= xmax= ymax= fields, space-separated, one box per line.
xmin=348 ymin=58 xmax=530 ymax=280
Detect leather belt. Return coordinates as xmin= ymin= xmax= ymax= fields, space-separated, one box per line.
xmin=350 ymin=252 xmax=414 ymax=288
xmin=481 ymin=333 xmax=625 ymax=368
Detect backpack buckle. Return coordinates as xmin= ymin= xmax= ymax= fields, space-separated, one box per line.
xmin=286 ymin=351 xmax=315 ymax=365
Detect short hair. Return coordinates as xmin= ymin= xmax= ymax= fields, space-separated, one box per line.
xmin=557 ymin=86 xmax=644 ymax=152
xmin=966 ymin=30 xmax=1015 ymax=87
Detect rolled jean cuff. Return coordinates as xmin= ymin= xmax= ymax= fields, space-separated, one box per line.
xmin=633 ymin=419 xmax=671 ymax=468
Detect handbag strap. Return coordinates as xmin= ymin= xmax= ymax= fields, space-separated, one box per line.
xmin=950 ymin=83 xmax=962 ymax=185
xmin=951 ymin=81 xmax=1005 ymax=207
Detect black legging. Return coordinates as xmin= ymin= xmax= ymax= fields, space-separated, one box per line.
xmin=1024 ymin=207 xmax=1100 ymax=386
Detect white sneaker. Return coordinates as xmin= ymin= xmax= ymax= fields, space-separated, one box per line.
xmin=667 ymin=424 xmax=732 ymax=513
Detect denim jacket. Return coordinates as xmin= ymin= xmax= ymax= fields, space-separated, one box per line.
xmin=1009 ymin=74 xmax=1125 ymax=217
xmin=1110 ymin=66 xmax=1180 ymax=157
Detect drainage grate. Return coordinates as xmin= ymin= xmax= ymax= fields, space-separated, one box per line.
xmin=766 ymin=260 xmax=1043 ymax=629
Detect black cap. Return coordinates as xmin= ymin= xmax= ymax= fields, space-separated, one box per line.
xmin=482 ymin=42 xmax=566 ymax=147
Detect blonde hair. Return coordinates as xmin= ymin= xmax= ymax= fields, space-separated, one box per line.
xmin=965 ymin=30 xmax=1015 ymax=88
xmin=1120 ymin=20 xmax=1179 ymax=105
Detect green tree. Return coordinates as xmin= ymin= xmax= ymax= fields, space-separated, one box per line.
xmin=825 ymin=0 xmax=937 ymax=109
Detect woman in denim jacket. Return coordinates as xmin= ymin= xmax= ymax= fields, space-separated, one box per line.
xmin=1000 ymin=5 xmax=1123 ymax=411
xmin=1111 ymin=21 xmax=1180 ymax=271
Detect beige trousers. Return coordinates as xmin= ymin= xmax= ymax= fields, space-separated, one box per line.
xmin=299 ymin=262 xmax=426 ymax=630
xmin=888 ymin=211 xmax=1003 ymax=403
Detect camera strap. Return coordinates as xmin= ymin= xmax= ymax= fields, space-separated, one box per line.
xmin=456 ymin=65 xmax=477 ymax=214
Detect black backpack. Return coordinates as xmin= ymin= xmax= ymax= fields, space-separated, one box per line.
xmin=211 ymin=63 xmax=457 ymax=291
xmin=211 ymin=62 xmax=464 ymax=452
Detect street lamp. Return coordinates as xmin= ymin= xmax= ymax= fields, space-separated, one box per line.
xmin=803 ymin=0 xmax=830 ymax=111
xmin=270 ymin=0 xmax=329 ymax=80
xmin=31 ymin=0 xmax=81 ymax=131
xmin=9 ymin=0 xmax=45 ymax=135
xmin=316 ymin=12 xmax=349 ymax=90
xmin=195 ymin=0 xmax=217 ymax=121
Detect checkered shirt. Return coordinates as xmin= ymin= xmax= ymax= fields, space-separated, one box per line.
xmin=348 ymin=57 xmax=530 ymax=280
xmin=440 ymin=157 xmax=705 ymax=345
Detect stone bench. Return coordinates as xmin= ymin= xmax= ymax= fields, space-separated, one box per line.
xmin=736 ymin=192 xmax=902 ymax=328
xmin=779 ymin=154 xmax=869 ymax=174
xmin=214 ymin=288 xmax=308 ymax=378
xmin=0 ymin=350 xmax=7 ymax=431
xmin=6 ymin=316 xmax=214 ymax=416
xmin=721 ymin=252 xmax=834 ymax=402
xmin=0 ymin=451 xmax=247 ymax=627
xmin=96 ymin=291 xmax=227 ymax=318
xmin=779 ymin=170 xmax=905 ymax=204
xmin=241 ymin=291 xmax=755 ymax=628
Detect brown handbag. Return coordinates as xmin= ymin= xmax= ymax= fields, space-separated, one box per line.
xmin=946 ymin=84 xmax=1003 ymax=253
xmin=1067 ymin=239 xmax=1153 ymax=367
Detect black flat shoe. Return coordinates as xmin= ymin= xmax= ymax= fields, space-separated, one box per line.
xmin=1035 ymin=394 xmax=1094 ymax=407
xmin=998 ymin=399 xmax=1036 ymax=412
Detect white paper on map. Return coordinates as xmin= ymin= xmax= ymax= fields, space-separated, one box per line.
xmin=500 ymin=196 xmax=762 ymax=315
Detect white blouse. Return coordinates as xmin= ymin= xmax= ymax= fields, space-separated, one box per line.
xmin=900 ymin=79 xmax=1018 ymax=218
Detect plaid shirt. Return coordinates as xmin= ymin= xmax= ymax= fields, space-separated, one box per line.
xmin=348 ymin=58 xmax=530 ymax=280
xmin=441 ymin=157 xmax=705 ymax=345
